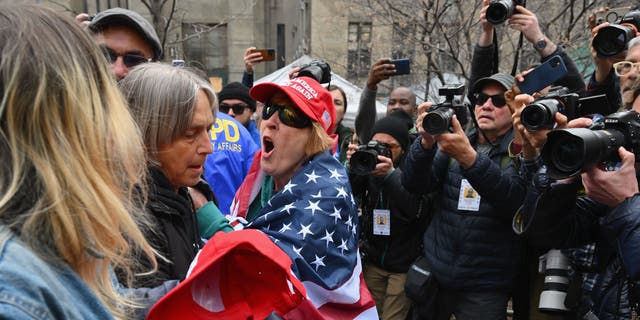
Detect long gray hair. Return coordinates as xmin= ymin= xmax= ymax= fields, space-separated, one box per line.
xmin=119 ymin=63 xmax=218 ymax=167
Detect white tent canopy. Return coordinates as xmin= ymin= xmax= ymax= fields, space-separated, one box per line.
xmin=255 ymin=55 xmax=386 ymax=129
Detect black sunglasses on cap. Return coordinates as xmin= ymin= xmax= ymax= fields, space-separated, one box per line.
xmin=262 ymin=102 xmax=312 ymax=128
xmin=474 ymin=92 xmax=507 ymax=108
xmin=101 ymin=46 xmax=151 ymax=68
xmin=220 ymin=103 xmax=249 ymax=114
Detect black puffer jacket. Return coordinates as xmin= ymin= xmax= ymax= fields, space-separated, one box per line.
xmin=133 ymin=168 xmax=203 ymax=288
xmin=402 ymin=129 xmax=526 ymax=291
xmin=351 ymin=167 xmax=430 ymax=273
xmin=515 ymin=167 xmax=640 ymax=320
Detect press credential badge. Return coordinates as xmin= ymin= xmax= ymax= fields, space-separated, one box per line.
xmin=458 ymin=179 xmax=480 ymax=211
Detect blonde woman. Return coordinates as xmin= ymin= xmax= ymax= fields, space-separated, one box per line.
xmin=0 ymin=4 xmax=160 ymax=319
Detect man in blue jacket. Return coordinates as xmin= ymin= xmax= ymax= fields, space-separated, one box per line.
xmin=402 ymin=73 xmax=526 ymax=319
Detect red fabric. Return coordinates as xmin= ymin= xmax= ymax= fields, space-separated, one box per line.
xmin=249 ymin=77 xmax=336 ymax=134
xmin=146 ymin=230 xmax=324 ymax=320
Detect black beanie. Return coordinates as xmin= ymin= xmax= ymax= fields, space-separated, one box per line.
xmin=218 ymin=82 xmax=256 ymax=111
xmin=371 ymin=115 xmax=410 ymax=152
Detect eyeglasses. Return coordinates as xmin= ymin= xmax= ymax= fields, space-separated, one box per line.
xmin=475 ymin=92 xmax=507 ymax=107
xmin=101 ymin=46 xmax=151 ymax=68
xmin=220 ymin=103 xmax=249 ymax=114
xmin=262 ymin=102 xmax=312 ymax=128
xmin=613 ymin=61 xmax=640 ymax=76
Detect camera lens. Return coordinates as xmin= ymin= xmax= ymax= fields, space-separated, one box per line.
xmin=486 ymin=0 xmax=514 ymax=24
xmin=538 ymin=250 xmax=570 ymax=313
xmin=521 ymin=100 xmax=559 ymax=131
xmin=350 ymin=150 xmax=378 ymax=176
xmin=423 ymin=108 xmax=454 ymax=135
xmin=543 ymin=128 xmax=626 ymax=179
xmin=593 ymin=25 xmax=635 ymax=57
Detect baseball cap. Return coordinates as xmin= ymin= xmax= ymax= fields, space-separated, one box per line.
xmin=89 ymin=8 xmax=162 ymax=60
xmin=471 ymin=73 xmax=515 ymax=94
xmin=250 ymin=77 xmax=336 ymax=134
xmin=147 ymin=229 xmax=322 ymax=320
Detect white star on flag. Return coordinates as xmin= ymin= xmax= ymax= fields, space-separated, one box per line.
xmin=346 ymin=215 xmax=353 ymax=228
xmin=335 ymin=186 xmax=349 ymax=198
xmin=305 ymin=170 xmax=321 ymax=183
xmin=337 ymin=238 xmax=349 ymax=254
xmin=329 ymin=206 xmax=342 ymax=223
xmin=311 ymin=254 xmax=326 ymax=271
xmin=311 ymin=190 xmax=323 ymax=198
xmin=282 ymin=181 xmax=297 ymax=194
xmin=329 ymin=168 xmax=344 ymax=180
xmin=292 ymin=245 xmax=303 ymax=257
xmin=320 ymin=230 xmax=335 ymax=247
xmin=280 ymin=203 xmax=296 ymax=214
xmin=305 ymin=200 xmax=322 ymax=215
xmin=298 ymin=223 xmax=314 ymax=240
xmin=279 ymin=222 xmax=292 ymax=233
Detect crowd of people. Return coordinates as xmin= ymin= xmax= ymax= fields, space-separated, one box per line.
xmin=1 ymin=1 xmax=640 ymax=320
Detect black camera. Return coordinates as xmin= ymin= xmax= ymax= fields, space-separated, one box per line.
xmin=349 ymin=140 xmax=392 ymax=176
xmin=486 ymin=0 xmax=524 ymax=24
xmin=297 ymin=60 xmax=332 ymax=84
xmin=542 ymin=110 xmax=640 ymax=180
xmin=521 ymin=87 xmax=579 ymax=131
xmin=593 ymin=10 xmax=640 ymax=57
xmin=423 ymin=84 xmax=468 ymax=135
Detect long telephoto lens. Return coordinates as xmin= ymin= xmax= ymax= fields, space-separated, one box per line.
xmin=542 ymin=128 xmax=626 ymax=179
xmin=593 ymin=25 xmax=635 ymax=57
xmin=486 ymin=0 xmax=515 ymax=24
xmin=521 ymin=99 xmax=560 ymax=131
xmin=423 ymin=108 xmax=454 ymax=135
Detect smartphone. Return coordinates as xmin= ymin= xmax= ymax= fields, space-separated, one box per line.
xmin=251 ymin=49 xmax=276 ymax=61
xmin=390 ymin=58 xmax=411 ymax=76
xmin=517 ymin=55 xmax=568 ymax=95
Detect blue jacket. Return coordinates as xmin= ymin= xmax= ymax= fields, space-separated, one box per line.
xmin=515 ymin=168 xmax=640 ymax=320
xmin=246 ymin=120 xmax=262 ymax=147
xmin=402 ymin=130 xmax=526 ymax=291
xmin=0 ymin=225 xmax=114 ymax=319
xmin=204 ymin=113 xmax=259 ymax=214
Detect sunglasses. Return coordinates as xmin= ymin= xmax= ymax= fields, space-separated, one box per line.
xmin=475 ymin=92 xmax=507 ymax=107
xmin=262 ymin=102 xmax=312 ymax=128
xmin=220 ymin=103 xmax=249 ymax=114
xmin=101 ymin=46 xmax=151 ymax=68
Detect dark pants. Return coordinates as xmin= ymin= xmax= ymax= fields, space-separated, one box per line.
xmin=410 ymin=288 xmax=510 ymax=320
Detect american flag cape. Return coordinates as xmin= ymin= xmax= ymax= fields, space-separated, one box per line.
xmin=230 ymin=151 xmax=378 ymax=319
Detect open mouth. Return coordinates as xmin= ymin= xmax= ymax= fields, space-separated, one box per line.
xmin=263 ymin=137 xmax=274 ymax=153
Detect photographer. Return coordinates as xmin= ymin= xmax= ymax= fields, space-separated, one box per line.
xmin=585 ymin=10 xmax=640 ymax=114
xmin=471 ymin=0 xmax=585 ymax=104
xmin=401 ymin=73 xmax=526 ymax=319
xmin=510 ymin=80 xmax=640 ymax=319
xmin=347 ymin=115 xmax=429 ymax=320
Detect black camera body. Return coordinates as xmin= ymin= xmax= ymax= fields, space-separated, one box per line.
xmin=423 ymin=84 xmax=468 ymax=135
xmin=593 ymin=10 xmax=640 ymax=57
xmin=521 ymin=87 xmax=579 ymax=131
xmin=350 ymin=140 xmax=392 ymax=176
xmin=542 ymin=110 xmax=640 ymax=179
xmin=486 ymin=0 xmax=524 ymax=24
xmin=297 ymin=60 xmax=332 ymax=84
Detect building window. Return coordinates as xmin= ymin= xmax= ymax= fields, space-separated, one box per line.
xmin=94 ymin=0 xmax=128 ymax=11
xmin=182 ymin=23 xmax=228 ymax=83
xmin=347 ymin=21 xmax=372 ymax=79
